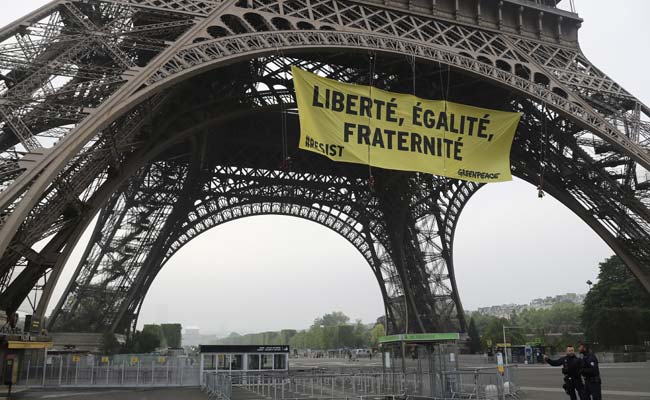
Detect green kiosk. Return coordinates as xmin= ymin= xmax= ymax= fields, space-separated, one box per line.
xmin=379 ymin=332 xmax=460 ymax=398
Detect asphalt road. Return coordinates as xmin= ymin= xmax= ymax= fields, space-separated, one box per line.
xmin=518 ymin=362 xmax=650 ymax=400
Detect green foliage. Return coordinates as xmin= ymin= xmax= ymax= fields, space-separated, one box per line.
xmin=466 ymin=312 xmax=493 ymax=338
xmin=467 ymin=318 xmax=481 ymax=354
xmin=216 ymin=330 xmax=297 ymax=345
xmin=280 ymin=330 xmax=298 ymax=344
xmin=370 ymin=323 xmax=385 ymax=347
xmin=161 ymin=323 xmax=182 ymax=348
xmin=463 ymin=255 xmax=650 ymax=352
xmin=582 ymin=256 xmax=650 ymax=347
xmin=467 ymin=302 xmax=584 ymax=352
xmin=143 ymin=324 xmax=167 ymax=348
xmin=127 ymin=329 xmax=161 ymax=353
xmin=216 ymin=312 xmax=374 ymax=349
xmin=479 ymin=317 xmax=526 ymax=347
xmin=314 ymin=311 xmax=350 ymax=327
xmin=139 ymin=323 xmax=182 ymax=349
xmin=100 ymin=332 xmax=121 ymax=355
xmin=512 ymin=303 xmax=583 ymax=335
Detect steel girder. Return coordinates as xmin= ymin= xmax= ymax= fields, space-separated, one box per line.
xmin=48 ymin=146 xmax=473 ymax=334
xmin=0 ymin=0 xmax=648 ymax=332
xmin=41 ymin=57 xmax=476 ymax=334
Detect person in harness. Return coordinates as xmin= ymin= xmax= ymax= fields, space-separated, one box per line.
xmin=544 ymin=345 xmax=584 ymax=400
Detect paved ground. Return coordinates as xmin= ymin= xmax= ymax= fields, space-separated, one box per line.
xmin=0 ymin=388 xmax=206 ymax=399
xmin=291 ymin=356 xmax=650 ymax=399
xmin=518 ymin=362 xmax=650 ymax=399
xmin=2 ymin=358 xmax=648 ymax=400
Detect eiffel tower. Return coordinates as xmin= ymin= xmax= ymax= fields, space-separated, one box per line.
xmin=0 ymin=0 xmax=648 ymax=336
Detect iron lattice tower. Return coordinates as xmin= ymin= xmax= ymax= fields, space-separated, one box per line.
xmin=0 ymin=0 xmax=649 ymax=335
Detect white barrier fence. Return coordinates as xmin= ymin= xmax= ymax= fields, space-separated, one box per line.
xmin=202 ymin=368 xmax=520 ymax=400
xmin=18 ymin=353 xmax=200 ymax=387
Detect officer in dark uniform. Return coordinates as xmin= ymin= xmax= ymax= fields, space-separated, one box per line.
xmin=544 ymin=345 xmax=584 ymax=400
xmin=579 ymin=342 xmax=602 ymax=400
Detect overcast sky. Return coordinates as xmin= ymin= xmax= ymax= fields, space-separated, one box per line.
xmin=4 ymin=0 xmax=650 ymax=335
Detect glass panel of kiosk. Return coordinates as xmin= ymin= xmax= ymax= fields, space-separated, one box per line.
xmin=261 ymin=354 xmax=273 ymax=369
xmin=247 ymin=354 xmax=260 ymax=370
xmin=199 ymin=345 xmax=290 ymax=384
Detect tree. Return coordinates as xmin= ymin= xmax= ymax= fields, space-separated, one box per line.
xmin=468 ymin=312 xmax=495 ymax=336
xmin=353 ymin=320 xmax=370 ymax=347
xmin=161 ymin=323 xmax=182 ymax=348
xmin=289 ymin=331 xmax=308 ymax=349
xmin=126 ymin=329 xmax=161 ymax=353
xmin=481 ymin=317 xmax=525 ymax=347
xmin=214 ymin=311 xmax=375 ymax=350
xmin=280 ymin=329 xmax=297 ymax=344
xmin=143 ymin=324 xmax=167 ymax=348
xmin=101 ymin=332 xmax=121 ymax=355
xmin=582 ymin=255 xmax=650 ymax=347
xmin=138 ymin=330 xmax=161 ymax=353
xmin=370 ymin=323 xmax=385 ymax=347
xmin=513 ymin=303 xmax=582 ymax=334
xmin=467 ymin=318 xmax=481 ymax=354
xmin=314 ymin=311 xmax=350 ymax=327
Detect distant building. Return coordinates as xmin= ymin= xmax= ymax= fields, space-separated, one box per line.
xmin=477 ymin=304 xmax=522 ymax=319
xmin=474 ymin=293 xmax=585 ymax=318
xmin=528 ymin=293 xmax=585 ymax=310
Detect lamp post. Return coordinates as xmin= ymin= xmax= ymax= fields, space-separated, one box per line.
xmin=501 ymin=325 xmax=524 ymax=372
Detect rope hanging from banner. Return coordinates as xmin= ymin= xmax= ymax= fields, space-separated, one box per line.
xmin=438 ymin=61 xmax=452 ymax=191
xmin=367 ymin=51 xmax=377 ymax=192
xmin=276 ymin=48 xmax=291 ymax=173
xmin=408 ymin=54 xmax=416 ymax=96
xmin=538 ymin=101 xmax=548 ymax=198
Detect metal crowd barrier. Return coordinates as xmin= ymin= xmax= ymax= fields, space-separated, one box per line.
xmin=441 ymin=366 xmax=520 ymax=399
xmin=204 ymin=367 xmax=519 ymax=400
xmin=17 ymin=354 xmax=200 ymax=388
xmin=203 ymin=372 xmax=233 ymax=400
xmin=238 ymin=373 xmax=412 ymax=398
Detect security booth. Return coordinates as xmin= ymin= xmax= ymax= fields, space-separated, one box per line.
xmin=199 ymin=345 xmax=289 ymax=385
xmin=0 ymin=333 xmax=53 ymax=388
xmin=495 ymin=343 xmax=528 ymax=364
xmin=379 ymin=333 xmax=459 ymax=398
xmin=525 ymin=341 xmax=546 ymax=364
xmin=495 ymin=343 xmax=511 ymax=364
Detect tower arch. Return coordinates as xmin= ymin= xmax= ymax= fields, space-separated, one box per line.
xmin=0 ymin=0 xmax=648 ymax=335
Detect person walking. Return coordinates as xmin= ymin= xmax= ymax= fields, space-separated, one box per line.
xmin=579 ymin=342 xmax=602 ymax=400
xmin=544 ymin=345 xmax=584 ymax=400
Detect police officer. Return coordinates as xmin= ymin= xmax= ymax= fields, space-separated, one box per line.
xmin=544 ymin=345 xmax=584 ymax=400
xmin=579 ymin=342 xmax=602 ymax=400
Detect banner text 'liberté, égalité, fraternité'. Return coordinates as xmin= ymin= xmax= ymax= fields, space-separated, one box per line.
xmin=292 ymin=66 xmax=522 ymax=183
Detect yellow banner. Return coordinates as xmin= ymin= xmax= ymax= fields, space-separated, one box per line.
xmin=292 ymin=66 xmax=521 ymax=183
xmin=7 ymin=341 xmax=53 ymax=349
